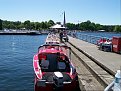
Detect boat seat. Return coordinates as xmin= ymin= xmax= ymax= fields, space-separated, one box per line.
xmin=58 ymin=62 xmax=66 ymax=70
xmin=41 ymin=60 xmax=49 ymax=70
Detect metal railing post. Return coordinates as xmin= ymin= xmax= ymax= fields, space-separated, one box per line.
xmin=104 ymin=81 xmax=114 ymax=91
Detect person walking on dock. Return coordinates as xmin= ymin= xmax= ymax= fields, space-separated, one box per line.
xmin=59 ymin=31 xmax=63 ymax=42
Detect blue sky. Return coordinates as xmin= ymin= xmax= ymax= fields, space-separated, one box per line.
xmin=0 ymin=0 xmax=120 ymax=25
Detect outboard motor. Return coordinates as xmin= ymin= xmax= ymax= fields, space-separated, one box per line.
xmin=53 ymin=72 xmax=64 ymax=90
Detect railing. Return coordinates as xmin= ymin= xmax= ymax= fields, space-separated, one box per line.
xmin=104 ymin=81 xmax=114 ymax=91
xmin=69 ymin=33 xmax=110 ymax=45
xmin=78 ymin=34 xmax=103 ymax=44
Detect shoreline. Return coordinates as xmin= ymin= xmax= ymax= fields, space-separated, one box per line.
xmin=0 ymin=31 xmax=48 ymax=35
xmin=0 ymin=32 xmax=40 ymax=35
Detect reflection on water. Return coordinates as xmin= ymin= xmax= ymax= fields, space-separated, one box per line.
xmin=12 ymin=36 xmax=16 ymax=50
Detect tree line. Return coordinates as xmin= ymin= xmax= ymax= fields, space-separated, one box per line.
xmin=66 ymin=20 xmax=121 ymax=32
xmin=1 ymin=20 xmax=55 ymax=30
xmin=0 ymin=19 xmax=121 ymax=32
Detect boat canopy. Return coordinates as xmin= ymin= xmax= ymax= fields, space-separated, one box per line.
xmin=50 ymin=24 xmax=65 ymax=29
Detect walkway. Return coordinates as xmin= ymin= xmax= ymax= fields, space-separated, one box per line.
xmin=68 ymin=36 xmax=121 ymax=74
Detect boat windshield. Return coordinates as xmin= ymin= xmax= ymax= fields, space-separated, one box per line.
xmin=39 ymin=53 xmax=70 ymax=72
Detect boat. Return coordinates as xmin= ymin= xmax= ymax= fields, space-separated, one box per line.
xmin=97 ymin=38 xmax=112 ymax=52
xmin=97 ymin=37 xmax=107 ymax=46
xmin=27 ymin=31 xmax=41 ymax=35
xmin=45 ymin=33 xmax=60 ymax=44
xmin=33 ymin=44 xmax=79 ymax=91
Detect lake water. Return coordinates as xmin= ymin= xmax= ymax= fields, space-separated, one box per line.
xmin=0 ymin=35 xmax=47 ymax=91
xmin=78 ymin=31 xmax=121 ymax=38
xmin=76 ymin=32 xmax=121 ymax=44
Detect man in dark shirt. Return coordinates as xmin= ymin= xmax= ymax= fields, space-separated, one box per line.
xmin=59 ymin=31 xmax=63 ymax=42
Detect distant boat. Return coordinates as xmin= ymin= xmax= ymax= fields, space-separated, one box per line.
xmin=27 ymin=31 xmax=41 ymax=35
xmin=98 ymin=30 xmax=105 ymax=32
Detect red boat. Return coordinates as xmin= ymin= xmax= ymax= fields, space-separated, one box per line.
xmin=33 ymin=44 xmax=79 ymax=91
xmin=97 ymin=38 xmax=107 ymax=46
xmin=45 ymin=33 xmax=60 ymax=44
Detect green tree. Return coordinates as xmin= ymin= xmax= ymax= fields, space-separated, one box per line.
xmin=35 ymin=22 xmax=41 ymax=30
xmin=83 ymin=20 xmax=91 ymax=30
xmin=13 ymin=21 xmax=21 ymax=29
xmin=30 ymin=22 xmax=35 ymax=30
xmin=95 ymin=24 xmax=103 ymax=31
xmin=48 ymin=20 xmax=55 ymax=28
xmin=88 ymin=23 xmax=95 ymax=31
xmin=8 ymin=23 xmax=16 ymax=29
xmin=41 ymin=21 xmax=47 ymax=29
xmin=79 ymin=22 xmax=86 ymax=30
xmin=24 ymin=20 xmax=31 ymax=30
xmin=114 ymin=25 xmax=121 ymax=32
xmin=44 ymin=21 xmax=48 ymax=29
xmin=103 ymin=25 xmax=114 ymax=32
xmin=66 ymin=23 xmax=76 ymax=30
xmin=2 ymin=20 xmax=10 ymax=29
xmin=18 ymin=23 xmax=24 ymax=29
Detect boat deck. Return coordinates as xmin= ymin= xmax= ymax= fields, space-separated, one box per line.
xmin=45 ymin=33 xmax=60 ymax=44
